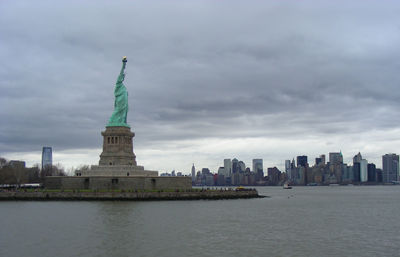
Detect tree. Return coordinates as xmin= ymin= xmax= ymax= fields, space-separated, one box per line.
xmin=40 ymin=163 xmax=66 ymax=179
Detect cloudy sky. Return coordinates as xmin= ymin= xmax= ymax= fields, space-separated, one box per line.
xmin=1 ymin=0 xmax=400 ymax=174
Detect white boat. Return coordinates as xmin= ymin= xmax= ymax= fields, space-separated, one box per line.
xmin=283 ymin=182 xmax=292 ymax=189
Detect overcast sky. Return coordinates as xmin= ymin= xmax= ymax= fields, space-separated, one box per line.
xmin=1 ymin=0 xmax=400 ymax=174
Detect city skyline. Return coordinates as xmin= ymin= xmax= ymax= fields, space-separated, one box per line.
xmin=2 ymin=1 xmax=400 ymax=173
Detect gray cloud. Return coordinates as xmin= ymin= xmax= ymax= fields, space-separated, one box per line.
xmin=1 ymin=0 xmax=400 ymax=171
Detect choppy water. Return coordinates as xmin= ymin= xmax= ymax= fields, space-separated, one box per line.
xmin=1 ymin=186 xmax=399 ymax=257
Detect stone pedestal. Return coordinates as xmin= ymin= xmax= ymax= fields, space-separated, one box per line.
xmin=99 ymin=126 xmax=137 ymax=166
xmin=75 ymin=126 xmax=158 ymax=177
xmin=78 ymin=165 xmax=158 ymax=177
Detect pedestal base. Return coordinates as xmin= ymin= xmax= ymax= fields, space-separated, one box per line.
xmin=76 ymin=165 xmax=158 ymax=177
xmin=99 ymin=126 xmax=137 ymax=166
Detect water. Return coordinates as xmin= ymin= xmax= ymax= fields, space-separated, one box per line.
xmin=1 ymin=186 xmax=399 ymax=257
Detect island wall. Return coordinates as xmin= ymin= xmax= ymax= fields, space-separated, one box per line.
xmin=0 ymin=189 xmax=262 ymax=201
xmin=44 ymin=176 xmax=192 ymax=191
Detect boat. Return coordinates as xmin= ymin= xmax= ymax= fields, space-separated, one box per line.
xmin=235 ymin=186 xmax=246 ymax=191
xmin=283 ymin=182 xmax=292 ymax=189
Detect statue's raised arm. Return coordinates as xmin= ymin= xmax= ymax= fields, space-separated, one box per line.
xmin=117 ymin=56 xmax=128 ymax=84
xmin=107 ymin=56 xmax=130 ymax=127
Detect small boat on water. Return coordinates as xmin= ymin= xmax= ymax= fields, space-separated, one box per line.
xmin=283 ymin=182 xmax=292 ymax=189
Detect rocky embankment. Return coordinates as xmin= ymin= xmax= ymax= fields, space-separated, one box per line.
xmin=0 ymin=189 xmax=265 ymax=201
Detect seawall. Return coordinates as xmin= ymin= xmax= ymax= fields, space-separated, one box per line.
xmin=0 ymin=189 xmax=265 ymax=201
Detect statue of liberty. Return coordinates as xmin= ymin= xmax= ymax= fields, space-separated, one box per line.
xmin=107 ymin=57 xmax=130 ymax=127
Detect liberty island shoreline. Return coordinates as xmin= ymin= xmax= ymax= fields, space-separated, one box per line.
xmin=0 ymin=188 xmax=264 ymax=201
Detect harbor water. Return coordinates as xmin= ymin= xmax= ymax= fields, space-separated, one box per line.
xmin=1 ymin=186 xmax=399 ymax=257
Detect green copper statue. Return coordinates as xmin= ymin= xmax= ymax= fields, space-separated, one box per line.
xmin=107 ymin=57 xmax=130 ymax=127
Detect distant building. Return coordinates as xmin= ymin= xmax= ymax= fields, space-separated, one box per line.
xmin=353 ymin=162 xmax=361 ymax=182
xmin=253 ymin=159 xmax=263 ymax=179
xmin=342 ymin=164 xmax=354 ymax=183
xmin=367 ymin=163 xmax=376 ymax=182
xmin=360 ymin=159 xmax=368 ymax=182
xmin=382 ymin=154 xmax=399 ymax=182
xmin=238 ymin=161 xmax=246 ymax=173
xmin=232 ymin=158 xmax=239 ymax=174
xmin=267 ymin=167 xmax=281 ymax=185
xmin=9 ymin=160 xmax=26 ymax=169
xmin=320 ymin=155 xmax=326 ymax=165
xmin=224 ymin=159 xmax=232 ymax=178
xmin=285 ymin=160 xmax=291 ymax=180
xmin=353 ymin=152 xmax=362 ymax=183
xmin=42 ymin=146 xmax=52 ymax=170
xmin=353 ymin=152 xmax=362 ymax=163
xmin=297 ymin=156 xmax=308 ymax=168
xmin=285 ymin=160 xmax=291 ymax=173
xmin=329 ymin=152 xmax=343 ymax=165
xmin=201 ymin=168 xmax=211 ymax=175
xmin=288 ymin=158 xmax=296 ymax=182
xmin=205 ymin=174 xmax=214 ymax=186
xmin=191 ymin=164 xmax=196 ymax=182
xmin=376 ymin=168 xmax=383 ymax=183
xmin=253 ymin=159 xmax=263 ymax=173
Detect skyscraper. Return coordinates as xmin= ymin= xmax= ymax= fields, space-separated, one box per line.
xmin=238 ymin=161 xmax=246 ymax=173
xmin=329 ymin=152 xmax=343 ymax=165
xmin=353 ymin=152 xmax=362 ymax=163
xmin=360 ymin=159 xmax=368 ymax=182
xmin=285 ymin=160 xmax=291 ymax=179
xmin=252 ymin=159 xmax=263 ymax=173
xmin=253 ymin=159 xmax=264 ymax=181
xmin=353 ymin=162 xmax=361 ymax=182
xmin=297 ymin=156 xmax=308 ymax=168
xmin=42 ymin=146 xmax=52 ymax=170
xmin=191 ymin=163 xmax=196 ymax=182
xmin=353 ymin=152 xmax=362 ymax=183
xmin=367 ymin=163 xmax=376 ymax=182
xmin=320 ymin=154 xmax=326 ymax=165
xmin=224 ymin=159 xmax=232 ymax=178
xmin=382 ymin=154 xmax=399 ymax=183
xmin=232 ymin=158 xmax=239 ymax=174
xmin=285 ymin=160 xmax=291 ymax=172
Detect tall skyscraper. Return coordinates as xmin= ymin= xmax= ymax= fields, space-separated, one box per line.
xmin=232 ymin=158 xmax=239 ymax=173
xmin=191 ymin=163 xmax=196 ymax=182
xmin=360 ymin=159 xmax=368 ymax=182
xmin=285 ymin=160 xmax=291 ymax=181
xmin=353 ymin=152 xmax=362 ymax=183
xmin=329 ymin=152 xmax=343 ymax=165
xmin=253 ymin=159 xmax=264 ymax=180
xmin=367 ymin=163 xmax=376 ymax=182
xmin=353 ymin=162 xmax=361 ymax=182
xmin=291 ymin=158 xmax=296 ymax=168
xmin=224 ymin=159 xmax=232 ymax=178
xmin=285 ymin=160 xmax=291 ymax=172
xmin=252 ymin=159 xmax=263 ymax=173
xmin=315 ymin=157 xmax=322 ymax=166
xmin=353 ymin=152 xmax=362 ymax=163
xmin=382 ymin=154 xmax=399 ymax=183
xmin=42 ymin=146 xmax=52 ymax=170
xmin=238 ymin=161 xmax=246 ymax=172
xmin=320 ymin=154 xmax=326 ymax=165
xmin=297 ymin=156 xmax=308 ymax=168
